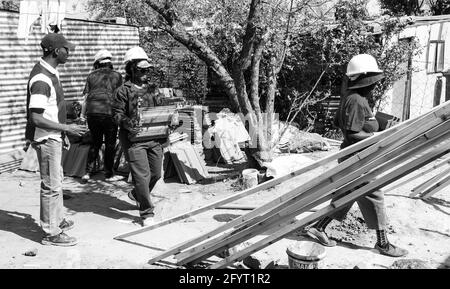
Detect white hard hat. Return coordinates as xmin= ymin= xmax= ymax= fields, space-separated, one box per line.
xmin=94 ymin=49 xmax=112 ymax=63
xmin=346 ymin=54 xmax=383 ymax=80
xmin=124 ymin=46 xmax=149 ymax=64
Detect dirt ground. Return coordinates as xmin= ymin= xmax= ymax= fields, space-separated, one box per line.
xmin=0 ymin=149 xmax=449 ymax=269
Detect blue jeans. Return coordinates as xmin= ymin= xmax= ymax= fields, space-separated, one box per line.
xmin=33 ymin=139 xmax=64 ymax=236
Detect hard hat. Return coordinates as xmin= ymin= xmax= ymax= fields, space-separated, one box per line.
xmin=347 ymin=73 xmax=385 ymax=90
xmin=124 ymin=46 xmax=149 ymax=64
xmin=94 ymin=49 xmax=112 ymax=63
xmin=346 ymin=54 xmax=383 ymax=79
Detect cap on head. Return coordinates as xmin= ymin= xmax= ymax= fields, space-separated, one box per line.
xmin=40 ymin=33 xmax=76 ymax=53
xmin=94 ymin=49 xmax=112 ymax=64
xmin=124 ymin=46 xmax=149 ymax=64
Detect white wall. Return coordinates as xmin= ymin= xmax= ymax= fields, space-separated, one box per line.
xmin=382 ymin=22 xmax=449 ymax=120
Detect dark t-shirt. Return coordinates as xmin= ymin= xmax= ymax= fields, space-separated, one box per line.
xmin=334 ymin=92 xmax=378 ymax=149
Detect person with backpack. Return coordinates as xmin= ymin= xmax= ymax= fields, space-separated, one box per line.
xmin=81 ymin=49 xmax=123 ymax=181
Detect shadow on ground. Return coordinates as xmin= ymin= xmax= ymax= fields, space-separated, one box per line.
xmin=0 ymin=210 xmax=42 ymax=243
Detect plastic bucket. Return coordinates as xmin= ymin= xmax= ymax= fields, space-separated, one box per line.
xmin=242 ymin=169 xmax=259 ymax=189
xmin=286 ymin=241 xmax=326 ymax=269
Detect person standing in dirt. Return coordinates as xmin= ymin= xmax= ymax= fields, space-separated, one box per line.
xmin=303 ymin=54 xmax=408 ymax=257
xmin=81 ymin=49 xmax=123 ymax=182
xmin=112 ymin=47 xmax=164 ymax=227
xmin=25 ymin=33 xmax=87 ymax=246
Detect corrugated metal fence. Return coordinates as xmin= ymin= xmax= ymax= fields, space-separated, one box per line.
xmin=0 ymin=9 xmax=139 ymax=159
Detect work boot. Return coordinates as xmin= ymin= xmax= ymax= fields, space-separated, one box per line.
xmin=375 ymin=243 xmax=409 ymax=257
xmin=42 ymin=232 xmax=78 ymax=247
xmin=303 ymin=227 xmax=337 ymax=247
xmin=59 ymin=219 xmax=74 ymax=231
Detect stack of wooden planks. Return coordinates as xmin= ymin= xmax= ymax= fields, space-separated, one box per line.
xmin=409 ymin=154 xmax=450 ymax=200
xmin=114 ymin=101 xmax=450 ymax=268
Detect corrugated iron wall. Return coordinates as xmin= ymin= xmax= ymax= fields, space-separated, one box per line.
xmin=0 ymin=9 xmax=139 ymax=156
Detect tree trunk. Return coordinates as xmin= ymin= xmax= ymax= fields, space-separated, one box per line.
xmin=145 ymin=0 xmax=240 ymax=112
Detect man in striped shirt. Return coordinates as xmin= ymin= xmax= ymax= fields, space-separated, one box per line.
xmin=25 ymin=33 xmax=87 ymax=246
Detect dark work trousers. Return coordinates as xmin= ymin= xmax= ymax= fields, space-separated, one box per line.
xmin=119 ymin=131 xmax=163 ymax=219
xmin=330 ymin=149 xmax=387 ymax=230
xmin=87 ymin=114 xmax=118 ymax=177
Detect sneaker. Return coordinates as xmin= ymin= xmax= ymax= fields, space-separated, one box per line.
xmin=105 ymin=175 xmax=123 ymax=182
xmin=59 ymin=219 xmax=74 ymax=231
xmin=42 ymin=232 xmax=78 ymax=247
xmin=141 ymin=217 xmax=155 ymax=227
xmin=375 ymin=243 xmax=409 ymax=257
xmin=302 ymin=227 xmax=337 ymax=247
xmin=81 ymin=174 xmax=90 ymax=183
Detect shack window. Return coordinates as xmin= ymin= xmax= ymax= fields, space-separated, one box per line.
xmin=427 ymin=40 xmax=445 ymax=73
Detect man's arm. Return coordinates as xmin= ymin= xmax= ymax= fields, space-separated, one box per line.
xmin=30 ymin=108 xmax=87 ymax=137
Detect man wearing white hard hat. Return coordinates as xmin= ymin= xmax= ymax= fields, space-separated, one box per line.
xmin=304 ymin=54 xmax=408 ymax=258
xmin=82 ymin=49 xmax=123 ymax=182
xmin=112 ymin=47 xmax=164 ymax=226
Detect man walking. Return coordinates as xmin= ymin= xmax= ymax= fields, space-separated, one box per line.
xmin=25 ymin=33 xmax=87 ymax=246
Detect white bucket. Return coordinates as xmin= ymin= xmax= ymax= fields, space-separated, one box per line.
xmin=242 ymin=169 xmax=259 ymax=189
xmin=286 ymin=241 xmax=326 ymax=269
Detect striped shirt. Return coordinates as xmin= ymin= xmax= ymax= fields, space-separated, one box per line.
xmin=26 ymin=59 xmax=66 ymax=142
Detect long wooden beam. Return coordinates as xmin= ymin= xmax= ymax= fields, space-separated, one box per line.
xmin=420 ymin=173 xmax=450 ymax=199
xmin=410 ymin=166 xmax=450 ymax=197
xmin=174 ymin=118 xmax=450 ymax=263
xmin=116 ymin=102 xmax=450 ymax=240
xmin=209 ymin=145 xmax=450 ymax=268
xmin=176 ymin=127 xmax=450 ymax=265
xmin=389 ymin=152 xmax=450 ymax=195
xmin=171 ymin=116 xmax=450 ymax=261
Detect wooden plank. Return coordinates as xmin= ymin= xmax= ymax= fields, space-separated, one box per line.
xmin=389 ymin=152 xmax=450 ymax=195
xmin=174 ymin=119 xmax=450 ymax=262
xmin=176 ymin=129 xmax=450 ymax=265
xmin=209 ymin=145 xmax=449 ymax=268
xmin=420 ymin=173 xmax=450 ymax=199
xmin=410 ymin=166 xmax=450 ymax=197
xmin=115 ymin=121 xmax=390 ymax=240
xmin=115 ymin=102 xmax=450 ymax=241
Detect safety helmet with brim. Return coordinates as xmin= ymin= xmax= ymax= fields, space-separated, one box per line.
xmin=94 ymin=49 xmax=113 ymax=64
xmin=348 ymin=72 xmax=385 ymax=90
xmin=346 ymin=54 xmax=383 ymax=78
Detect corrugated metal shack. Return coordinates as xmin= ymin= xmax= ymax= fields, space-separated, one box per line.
xmin=0 ymin=9 xmax=139 ymax=171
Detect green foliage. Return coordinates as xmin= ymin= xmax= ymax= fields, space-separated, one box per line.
xmin=380 ymin=0 xmax=450 ymax=16
xmin=428 ymin=0 xmax=450 ymax=15
xmin=0 ymin=0 xmax=19 ymax=11
xmin=278 ymin=0 xmax=421 ymax=135
xmin=175 ymin=55 xmax=207 ymax=103
xmin=380 ymin=0 xmax=426 ymax=16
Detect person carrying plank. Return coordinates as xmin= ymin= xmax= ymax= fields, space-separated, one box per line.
xmin=111 ymin=47 xmax=164 ymax=227
xmin=303 ymin=54 xmax=408 ymax=257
